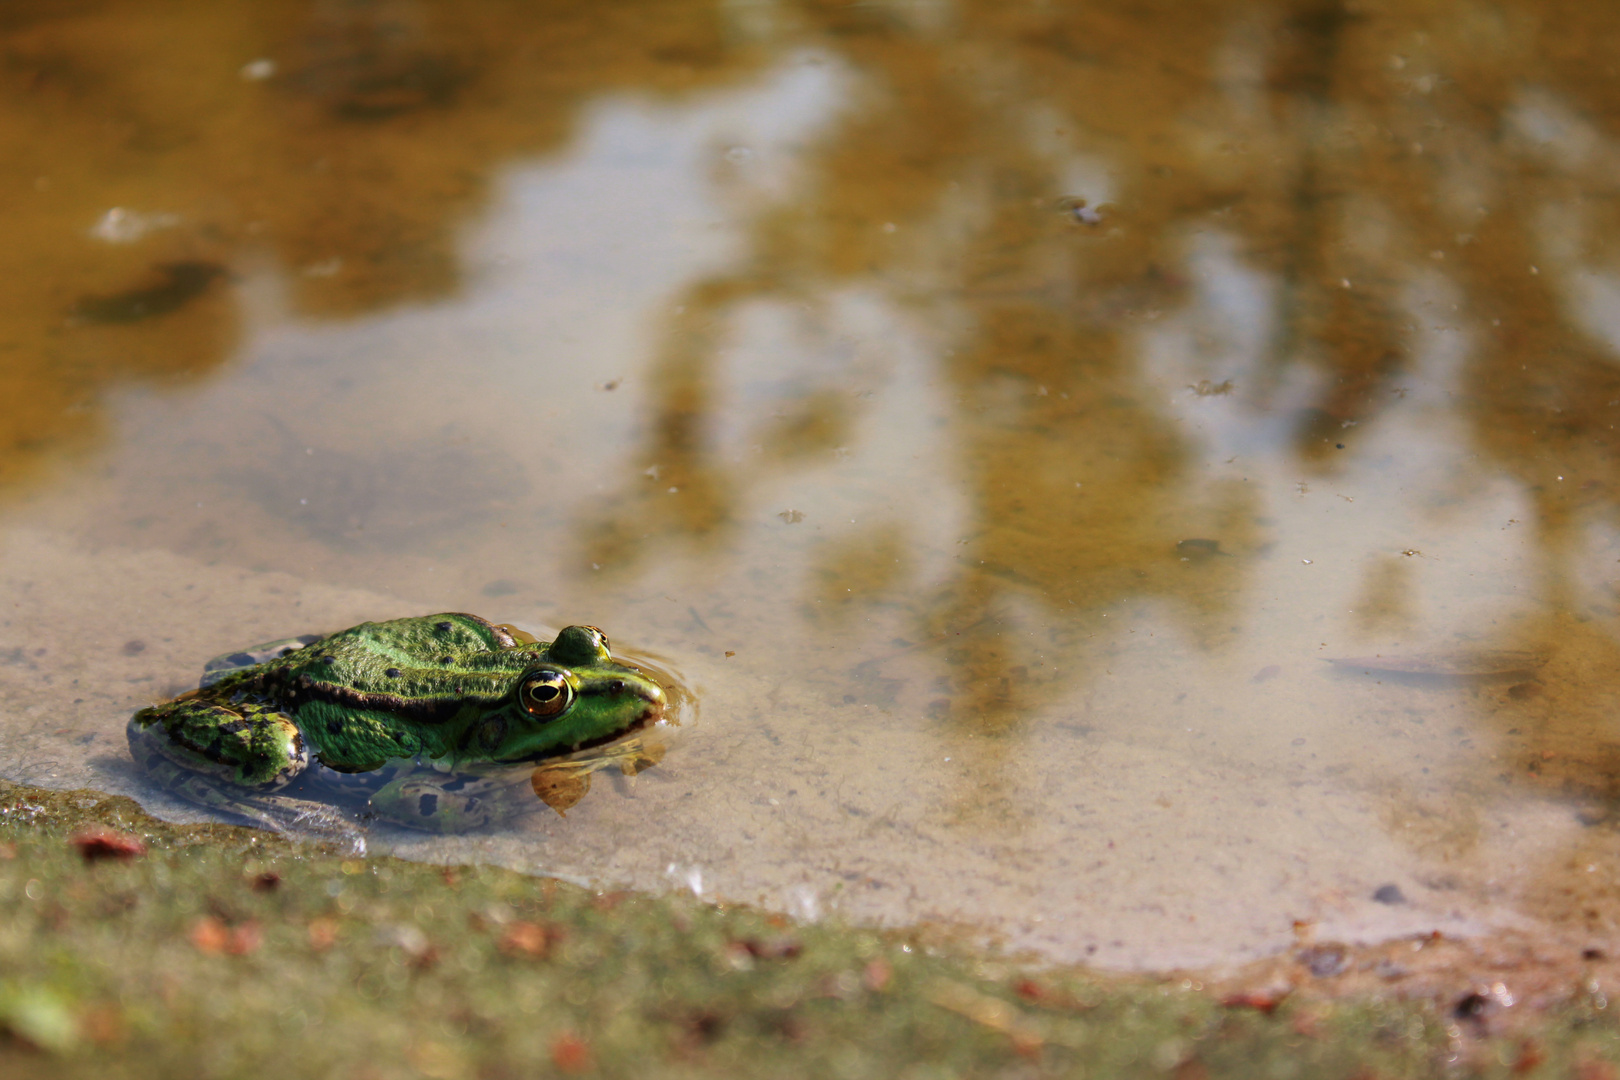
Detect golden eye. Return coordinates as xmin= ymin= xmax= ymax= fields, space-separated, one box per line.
xmin=520 ymin=669 xmax=574 ymax=719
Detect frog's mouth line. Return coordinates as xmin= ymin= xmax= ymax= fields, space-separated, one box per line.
xmin=556 ymin=692 xmax=667 ymax=758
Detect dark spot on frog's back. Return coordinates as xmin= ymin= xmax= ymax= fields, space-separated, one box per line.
xmin=418 ymin=793 xmax=438 ymax=817
xmin=385 ymin=668 xmax=402 ymax=678
xmin=435 ymin=622 xmax=453 ymax=633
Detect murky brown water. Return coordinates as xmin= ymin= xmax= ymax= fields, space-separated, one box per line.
xmin=5 ymin=0 xmax=1620 ymax=971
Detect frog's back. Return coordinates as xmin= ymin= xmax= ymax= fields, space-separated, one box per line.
xmin=264 ymin=613 xmax=550 ymax=771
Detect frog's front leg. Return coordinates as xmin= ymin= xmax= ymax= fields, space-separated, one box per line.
xmin=367 ymin=765 xmax=542 ymax=834
xmin=127 ymin=696 xmax=357 ymax=845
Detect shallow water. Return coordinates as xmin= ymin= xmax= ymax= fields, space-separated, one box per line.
xmin=5 ymin=0 xmax=1620 ymax=971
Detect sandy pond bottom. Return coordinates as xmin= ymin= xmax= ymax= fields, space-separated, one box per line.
xmin=6 ymin=525 xmax=1620 ymax=981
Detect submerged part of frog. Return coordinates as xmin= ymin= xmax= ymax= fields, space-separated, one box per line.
xmin=127 ymin=613 xmax=669 ymax=842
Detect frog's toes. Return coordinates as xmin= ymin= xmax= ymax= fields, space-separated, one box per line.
xmin=287 ymin=805 xmax=366 ymax=851
xmin=237 ymin=798 xmax=367 ymax=854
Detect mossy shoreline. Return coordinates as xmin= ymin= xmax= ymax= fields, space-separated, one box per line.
xmin=0 ymin=779 xmax=1615 ymax=1079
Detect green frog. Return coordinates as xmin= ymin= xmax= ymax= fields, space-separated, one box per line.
xmin=127 ymin=613 xmax=667 ymax=841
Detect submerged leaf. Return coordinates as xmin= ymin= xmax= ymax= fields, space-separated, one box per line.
xmin=528 ymin=737 xmax=666 ymax=815
xmin=531 ymin=768 xmax=592 ymax=815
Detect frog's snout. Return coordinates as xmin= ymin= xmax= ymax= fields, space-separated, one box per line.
xmin=636 ymin=681 xmax=667 ymax=725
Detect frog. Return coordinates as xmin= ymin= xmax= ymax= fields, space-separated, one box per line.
xmin=127 ymin=613 xmax=667 ymax=842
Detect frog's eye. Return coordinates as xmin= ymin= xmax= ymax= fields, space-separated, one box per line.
xmin=519 ymin=669 xmax=574 ymax=720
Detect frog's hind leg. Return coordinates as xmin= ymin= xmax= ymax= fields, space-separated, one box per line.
xmin=199 ymin=634 xmax=324 ymax=688
xmin=127 ymin=700 xmax=362 ymax=850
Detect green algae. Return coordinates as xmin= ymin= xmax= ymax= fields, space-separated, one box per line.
xmin=0 ymin=778 xmax=1616 ymax=1079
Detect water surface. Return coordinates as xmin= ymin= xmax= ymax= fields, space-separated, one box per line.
xmin=4 ymin=0 xmax=1620 ymax=970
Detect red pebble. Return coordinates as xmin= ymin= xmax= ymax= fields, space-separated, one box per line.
xmin=69 ymin=828 xmax=147 ymax=862
xmin=1221 ymin=990 xmax=1287 ymax=1014
xmin=551 ymin=1032 xmax=592 ymax=1073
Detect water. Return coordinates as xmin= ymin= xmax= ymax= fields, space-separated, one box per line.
xmin=3 ymin=0 xmax=1620 ymax=971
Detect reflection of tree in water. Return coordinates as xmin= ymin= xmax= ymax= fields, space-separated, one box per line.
xmin=1267 ymin=1 xmax=1620 ymax=810
xmin=0 ymin=0 xmax=755 ymax=489
xmin=570 ymin=7 xmax=1253 ymax=832
xmin=250 ymin=0 xmax=749 ymax=317
xmin=586 ymin=0 xmax=1620 ymax=769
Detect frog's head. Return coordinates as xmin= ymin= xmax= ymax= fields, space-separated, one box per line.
xmin=481 ymin=625 xmax=666 ymax=763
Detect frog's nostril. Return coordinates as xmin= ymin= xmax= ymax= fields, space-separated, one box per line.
xmin=609 ymin=679 xmax=625 ymax=693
